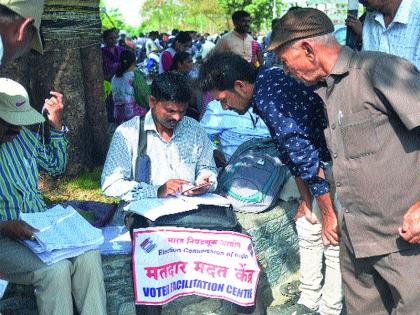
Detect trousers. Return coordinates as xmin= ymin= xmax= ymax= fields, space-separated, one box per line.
xmin=295 ymin=194 xmax=343 ymax=315
xmin=0 ymin=236 xmax=107 ymax=315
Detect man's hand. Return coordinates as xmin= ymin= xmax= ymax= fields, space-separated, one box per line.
xmin=316 ymin=193 xmax=340 ymax=246
xmin=294 ymin=200 xmax=319 ymax=224
xmin=43 ymin=91 xmax=64 ymax=130
xmin=345 ymin=14 xmax=363 ymax=37
xmin=399 ymin=201 xmax=420 ymax=244
xmin=157 ymin=179 xmax=190 ymax=198
xmin=0 ymin=220 xmax=38 ymax=240
xmin=321 ymin=211 xmax=340 ymax=246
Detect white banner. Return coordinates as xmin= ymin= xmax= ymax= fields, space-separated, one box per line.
xmin=132 ymin=227 xmax=260 ymax=306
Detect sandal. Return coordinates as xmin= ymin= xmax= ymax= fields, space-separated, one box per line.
xmin=279 ymin=280 xmax=300 ymax=297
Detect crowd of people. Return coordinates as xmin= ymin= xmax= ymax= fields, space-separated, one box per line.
xmin=0 ymin=0 xmax=419 ymax=315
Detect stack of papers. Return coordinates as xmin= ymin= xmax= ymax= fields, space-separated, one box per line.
xmin=125 ymin=193 xmax=231 ymax=221
xmin=21 ymin=205 xmax=104 ymax=265
xmin=98 ymin=225 xmax=132 ymax=255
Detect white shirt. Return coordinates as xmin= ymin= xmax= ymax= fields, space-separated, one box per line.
xmin=362 ymin=0 xmax=420 ymax=69
xmin=200 ymin=100 xmax=271 ymax=160
xmin=101 ymin=112 xmax=217 ymax=201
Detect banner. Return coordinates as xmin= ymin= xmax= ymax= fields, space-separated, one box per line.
xmin=132 ymin=227 xmax=260 ymax=306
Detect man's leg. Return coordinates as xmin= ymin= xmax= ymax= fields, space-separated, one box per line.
xmin=0 ymin=236 xmax=74 ymax=315
xmin=340 ymin=240 xmax=393 ymax=314
xmin=374 ymin=246 xmax=420 ymax=314
xmin=71 ymin=250 xmax=107 ymax=315
xmin=319 ymin=244 xmax=342 ymax=315
xmin=295 ymin=217 xmax=323 ymax=312
xmin=318 ymin=194 xmax=342 ymax=315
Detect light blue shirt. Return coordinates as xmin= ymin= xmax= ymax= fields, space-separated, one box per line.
xmin=101 ymin=112 xmax=217 ymax=201
xmin=200 ymin=100 xmax=271 ymax=160
xmin=362 ymin=0 xmax=420 ymax=69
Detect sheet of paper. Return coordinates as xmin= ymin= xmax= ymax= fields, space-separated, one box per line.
xmin=180 ymin=193 xmax=231 ymax=207
xmin=0 ymin=279 xmax=8 ymax=299
xmin=126 ymin=197 xmax=198 ymax=221
xmin=36 ymin=242 xmax=103 ymax=265
xmin=21 ymin=205 xmax=103 ymax=252
xmin=98 ymin=225 xmax=132 ymax=255
xmin=126 ymin=193 xmax=231 ymax=221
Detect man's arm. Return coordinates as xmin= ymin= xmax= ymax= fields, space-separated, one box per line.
xmin=195 ymin=126 xmax=218 ymax=193
xmin=35 ymin=92 xmax=68 ymax=176
xmin=295 ymin=171 xmax=340 ymax=246
xmin=0 ymin=220 xmax=37 ymax=240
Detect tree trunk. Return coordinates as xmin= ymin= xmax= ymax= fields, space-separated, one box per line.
xmin=0 ymin=0 xmax=109 ymax=176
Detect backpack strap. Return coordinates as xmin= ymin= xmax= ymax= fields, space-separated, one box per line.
xmin=134 ymin=116 xmax=150 ymax=183
xmin=138 ymin=116 xmax=146 ymax=155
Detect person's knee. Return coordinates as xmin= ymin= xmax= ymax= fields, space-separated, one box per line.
xmin=73 ymin=250 xmax=103 ymax=275
xmin=33 ymin=260 xmax=72 ymax=286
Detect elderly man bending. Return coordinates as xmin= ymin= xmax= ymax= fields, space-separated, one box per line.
xmin=270 ymin=8 xmax=420 ymax=314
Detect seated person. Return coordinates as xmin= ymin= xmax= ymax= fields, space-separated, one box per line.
xmin=0 ymin=79 xmax=106 ymax=315
xmin=101 ymin=71 xmax=217 ymax=315
xmin=200 ymin=99 xmax=270 ymax=167
xmin=102 ymin=71 xmax=217 ymax=205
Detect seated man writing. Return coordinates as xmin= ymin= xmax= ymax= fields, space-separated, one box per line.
xmin=101 ymin=71 xmax=217 ymax=205
xmin=0 ymin=79 xmax=106 ymax=315
xmin=101 ymin=71 xmax=218 ymax=314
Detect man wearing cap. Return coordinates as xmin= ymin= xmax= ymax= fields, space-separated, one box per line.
xmin=270 ymin=7 xmax=420 ymax=314
xmin=198 ymin=52 xmax=342 ymax=315
xmin=0 ymin=78 xmax=107 ymax=315
xmin=0 ymin=0 xmax=44 ymax=66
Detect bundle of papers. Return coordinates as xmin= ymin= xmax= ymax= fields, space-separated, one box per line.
xmin=98 ymin=225 xmax=132 ymax=255
xmin=21 ymin=205 xmax=104 ymax=265
xmin=125 ymin=193 xmax=231 ymax=221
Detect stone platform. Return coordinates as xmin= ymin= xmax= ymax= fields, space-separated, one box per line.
xmin=0 ymin=200 xmax=300 ymax=315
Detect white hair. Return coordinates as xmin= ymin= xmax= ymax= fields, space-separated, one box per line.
xmin=294 ymin=32 xmax=337 ymax=47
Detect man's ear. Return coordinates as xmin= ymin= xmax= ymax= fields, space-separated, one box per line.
xmin=17 ymin=17 xmax=34 ymax=42
xmin=233 ymin=80 xmax=251 ymax=97
xmin=149 ymin=95 xmax=156 ymax=109
xmin=301 ymin=41 xmax=315 ymax=62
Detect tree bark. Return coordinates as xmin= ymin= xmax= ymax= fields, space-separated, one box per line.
xmin=0 ymin=0 xmax=109 ymax=176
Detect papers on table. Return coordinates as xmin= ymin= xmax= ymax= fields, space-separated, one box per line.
xmin=98 ymin=225 xmax=132 ymax=255
xmin=20 ymin=205 xmax=104 ymax=265
xmin=125 ymin=193 xmax=231 ymax=221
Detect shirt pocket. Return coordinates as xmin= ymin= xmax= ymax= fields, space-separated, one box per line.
xmin=340 ymin=110 xmax=379 ymax=159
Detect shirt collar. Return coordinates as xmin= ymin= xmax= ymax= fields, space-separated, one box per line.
xmin=315 ymin=46 xmax=353 ymax=93
xmin=232 ymin=30 xmax=251 ymax=40
xmin=372 ymin=0 xmax=412 ymax=26
xmin=143 ymin=109 xmax=184 ymax=140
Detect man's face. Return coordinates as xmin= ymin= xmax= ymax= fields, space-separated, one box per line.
xmin=1 ymin=20 xmax=35 ymax=65
xmin=0 ymin=119 xmax=22 ymax=143
xmin=276 ymin=43 xmax=322 ymax=86
xmin=178 ymin=56 xmax=193 ymax=74
xmin=211 ymin=88 xmax=251 ymax=115
xmin=175 ymin=40 xmax=192 ymax=53
xmin=150 ymin=97 xmax=188 ymax=131
xmin=105 ymin=31 xmax=118 ymax=47
xmin=359 ymin=0 xmax=383 ymax=11
xmin=234 ymin=16 xmax=251 ymax=34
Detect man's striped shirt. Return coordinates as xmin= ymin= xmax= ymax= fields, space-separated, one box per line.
xmin=0 ymin=127 xmax=68 ymax=220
